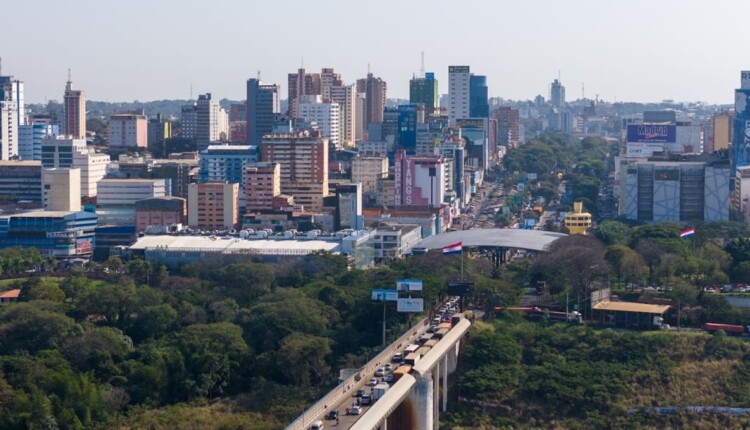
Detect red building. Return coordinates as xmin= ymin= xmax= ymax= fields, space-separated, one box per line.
xmin=135 ymin=196 xmax=186 ymax=232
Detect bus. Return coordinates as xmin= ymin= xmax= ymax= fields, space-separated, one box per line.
xmin=404 ymin=352 xmax=421 ymax=366
xmin=404 ymin=344 xmax=420 ymax=354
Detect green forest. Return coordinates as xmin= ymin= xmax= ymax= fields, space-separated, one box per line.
xmin=0 ymin=249 xmax=514 ymax=429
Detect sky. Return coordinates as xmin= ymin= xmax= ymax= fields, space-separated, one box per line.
xmin=4 ymin=0 xmax=750 ymax=105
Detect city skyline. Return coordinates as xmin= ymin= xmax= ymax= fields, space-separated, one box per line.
xmin=4 ymin=0 xmax=750 ymax=105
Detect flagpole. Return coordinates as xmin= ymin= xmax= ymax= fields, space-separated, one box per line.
xmin=461 ymin=247 xmax=464 ymax=282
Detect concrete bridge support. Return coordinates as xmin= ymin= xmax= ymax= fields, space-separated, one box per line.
xmin=413 ymin=371 xmax=434 ymax=430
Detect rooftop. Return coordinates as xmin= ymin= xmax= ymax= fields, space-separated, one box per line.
xmin=130 ymin=234 xmax=340 ymax=255
xmin=416 ymin=228 xmax=566 ymax=252
xmin=0 ymin=160 xmax=41 ymax=167
xmin=593 ymin=300 xmax=670 ymax=315
xmin=0 ymin=289 xmax=20 ymax=299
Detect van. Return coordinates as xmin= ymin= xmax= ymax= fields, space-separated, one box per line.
xmin=311 ymin=420 xmax=324 ymax=430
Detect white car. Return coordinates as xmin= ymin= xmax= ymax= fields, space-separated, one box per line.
xmin=374 ymin=368 xmax=385 ymax=377
xmin=350 ymin=405 xmax=362 ymax=415
xmin=368 ymin=377 xmax=378 ymax=386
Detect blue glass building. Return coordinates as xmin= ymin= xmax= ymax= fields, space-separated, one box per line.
xmin=469 ymin=75 xmax=489 ymax=118
xmin=0 ymin=210 xmax=97 ymax=258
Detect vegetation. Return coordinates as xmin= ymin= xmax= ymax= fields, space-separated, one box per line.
xmin=444 ymin=318 xmax=750 ymax=429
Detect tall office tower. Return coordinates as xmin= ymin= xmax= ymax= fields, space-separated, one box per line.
xmin=180 ymin=103 xmax=198 ymax=139
xmin=109 ymin=111 xmax=148 ymax=147
xmin=493 ymin=107 xmax=520 ymax=148
xmin=469 ymin=75 xmax=489 ymax=118
xmin=298 ymin=95 xmax=340 ymax=148
xmin=195 ymin=93 xmax=221 ymax=150
xmin=63 ymin=74 xmax=86 ymax=139
xmin=0 ymin=74 xmax=25 ymax=128
xmin=0 ymin=160 xmax=42 ymax=205
xmin=448 ymin=66 xmax=471 ymax=125
xmin=246 ymin=78 xmax=280 ymax=146
xmin=43 ymin=168 xmax=81 ymax=212
xmin=0 ymin=71 xmax=24 ymax=160
xmin=261 ymin=132 xmax=329 ymax=212
xmin=352 ymin=156 xmax=388 ymax=193
xmin=329 ymin=84 xmax=357 ymax=147
xmin=410 ymin=72 xmax=439 ymax=115
xmin=734 ymin=71 xmax=750 ymax=176
xmin=41 ymin=136 xmax=110 ymax=197
xmin=188 ymin=182 xmax=239 ymax=230
xmin=198 ymin=144 xmax=258 ymax=209
xmin=355 ymin=92 xmax=366 ymax=141
xmin=320 ymin=67 xmax=341 ymax=100
xmin=287 ymin=68 xmax=322 ymax=117
xmin=356 ymin=73 xmax=387 ymax=132
xmin=244 ymin=162 xmax=280 ymax=211
xmin=550 ymin=79 xmax=566 ymax=108
xmin=147 ymin=113 xmax=172 ymax=149
xmin=334 ymin=183 xmax=363 ymax=231
xmin=19 ymin=123 xmax=57 ymax=160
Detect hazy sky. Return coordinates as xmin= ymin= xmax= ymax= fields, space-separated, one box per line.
xmin=4 ymin=0 xmax=749 ymax=105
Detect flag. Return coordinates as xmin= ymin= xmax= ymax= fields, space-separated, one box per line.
xmin=442 ymin=241 xmax=463 ymax=255
xmin=679 ymin=227 xmax=695 ymax=238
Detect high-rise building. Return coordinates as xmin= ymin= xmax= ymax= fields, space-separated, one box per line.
xmin=198 ymin=144 xmax=258 ymax=209
xmin=356 ymin=73 xmax=387 ymax=132
xmin=335 ymin=183 xmax=363 ymax=230
xmin=410 ymin=72 xmax=439 ymax=116
xmin=63 ymin=75 xmax=86 ymax=139
xmin=494 ymin=107 xmax=521 ymax=148
xmin=261 ymin=132 xmax=328 ymax=211
xmin=0 ymin=160 xmax=42 ymax=205
xmin=147 ymin=113 xmax=172 ymax=149
xmin=246 ymin=79 xmax=280 ymax=146
xmin=298 ymin=95 xmax=340 ymax=147
xmin=193 ymin=93 xmax=221 ymax=150
xmin=180 ymin=103 xmax=198 ymax=139
xmin=550 ymin=79 xmax=566 ymax=108
xmin=469 ymin=75 xmax=489 ymax=118
xmin=352 ymin=156 xmax=388 ymax=194
xmin=329 ymin=84 xmax=357 ymax=147
xmin=734 ymin=71 xmax=750 ymax=178
xmin=397 ymin=104 xmax=419 ymax=153
xmin=393 ymin=149 xmax=445 ymax=207
xmin=287 ymin=68 xmax=322 ymax=118
xmin=321 ymin=67 xmax=341 ymax=100
xmin=109 ymin=111 xmax=148 ymax=147
xmin=448 ymin=66 xmax=471 ymax=125
xmin=188 ymin=182 xmax=239 ymax=229
xmin=41 ymin=136 xmax=110 ymax=197
xmin=711 ymin=111 xmax=733 ymax=154
xmin=43 ymin=168 xmax=81 ymax=212
xmin=244 ymin=162 xmax=280 ymax=211
xmin=96 ymin=178 xmax=167 ymax=225
xmin=0 ymin=73 xmax=24 ymax=160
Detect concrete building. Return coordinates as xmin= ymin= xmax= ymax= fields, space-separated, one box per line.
xmin=180 ymin=103 xmax=198 ymax=139
xmin=329 ymin=84 xmax=357 ymax=147
xmin=0 ymin=75 xmax=23 ymax=160
xmin=410 ymin=72 xmax=439 ymax=115
xmin=373 ymin=224 xmax=422 ymax=264
xmin=43 ymin=168 xmax=80 ymax=211
xmin=245 ymin=162 xmax=280 ymax=211
xmin=0 ymin=160 xmax=42 ymax=205
xmin=710 ymin=111 xmax=733 ymax=154
xmin=287 ymin=68 xmax=321 ymax=118
xmin=41 ymin=136 xmax=110 ymax=197
xmin=493 ymin=107 xmax=521 ymax=148
xmin=198 ymin=144 xmax=258 ymax=209
xmin=335 ymin=183 xmax=363 ymax=231
xmin=188 ymin=182 xmax=239 ymax=230
xmin=448 ymin=66 xmax=471 ymax=125
xmin=320 ymin=67 xmax=341 ymax=100
xmin=195 ymin=93 xmax=221 ymax=150
xmin=147 ymin=113 xmax=172 ymax=148
xmin=261 ymin=132 xmax=329 ymax=212
xmin=96 ymin=178 xmax=167 ymax=225
xmin=352 ymin=156 xmax=388 ymax=193
xmin=356 ymin=73 xmax=387 ymax=132
xmin=564 ymin=201 xmax=592 ymax=235
xmin=109 ymin=112 xmax=148 ymax=147
xmin=394 ymin=150 xmax=446 ymax=208
xmin=135 ymin=196 xmax=186 ymax=232
xmin=0 ymin=210 xmax=96 ymax=258
xmin=619 ymin=160 xmax=730 ymax=223
xmin=247 ymin=79 xmax=280 ymax=146
xmin=63 ymin=76 xmax=86 ymax=139
xmin=298 ymin=95 xmax=340 ymax=147
xmin=550 ymin=78 xmax=565 ymax=108
xmin=19 ymin=123 xmax=57 ymax=161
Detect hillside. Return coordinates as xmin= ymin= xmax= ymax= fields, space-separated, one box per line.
xmin=443 ymin=316 xmax=750 ymax=429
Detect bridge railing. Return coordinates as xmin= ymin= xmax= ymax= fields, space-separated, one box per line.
xmin=285 ymin=316 xmax=429 ymax=430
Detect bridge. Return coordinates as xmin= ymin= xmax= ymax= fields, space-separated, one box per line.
xmin=285 ymin=312 xmax=472 ymax=430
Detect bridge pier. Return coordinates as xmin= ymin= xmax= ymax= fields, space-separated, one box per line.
xmin=442 ymin=354 xmax=448 ymax=412
xmin=413 ymin=371 xmax=434 ymax=430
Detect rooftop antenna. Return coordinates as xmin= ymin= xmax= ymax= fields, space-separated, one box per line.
xmin=420 ymin=51 xmax=425 ymax=77
xmin=367 ymin=62 xmax=371 ymax=75
xmin=257 ymin=70 xmax=261 ymax=80
xmin=67 ymin=68 xmax=72 ymax=83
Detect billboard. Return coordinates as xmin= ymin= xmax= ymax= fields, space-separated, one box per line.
xmin=397 ymin=298 xmax=424 ymax=313
xmin=449 ymin=66 xmax=470 ymax=74
xmin=396 ymin=279 xmax=423 ymax=292
xmin=455 ymin=119 xmax=485 ymax=129
xmin=742 ymin=71 xmax=750 ymax=90
xmin=626 ymin=124 xmax=676 ymax=143
xmin=372 ymin=289 xmax=399 ymax=301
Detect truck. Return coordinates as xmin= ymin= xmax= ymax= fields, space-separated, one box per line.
xmin=392 ymin=365 xmax=412 ymax=382
xmin=373 ymin=383 xmax=389 ymax=400
xmin=704 ymin=322 xmax=750 ymax=335
xmin=404 ymin=352 xmax=420 ymax=366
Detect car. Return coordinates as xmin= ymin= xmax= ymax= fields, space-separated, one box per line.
xmin=325 ymin=410 xmax=339 ymax=420
xmin=374 ymin=368 xmax=385 ymax=377
xmin=384 ymin=363 xmax=392 ymax=372
xmin=392 ymin=353 xmax=403 ymax=362
xmin=350 ymin=405 xmax=362 ymax=415
xmin=368 ymin=377 xmax=378 ymax=386
xmin=385 ymin=373 xmax=394 ymax=383
xmin=426 ymin=326 xmax=436 ymax=334
xmin=355 ymin=388 xmax=364 ymax=397
xmin=360 ymin=394 xmax=372 ymax=405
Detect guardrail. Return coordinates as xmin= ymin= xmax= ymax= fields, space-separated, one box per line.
xmin=285 ymin=315 xmax=429 ymax=430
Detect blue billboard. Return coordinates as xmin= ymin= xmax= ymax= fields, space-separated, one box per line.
xmin=626 ymin=124 xmax=676 ymax=143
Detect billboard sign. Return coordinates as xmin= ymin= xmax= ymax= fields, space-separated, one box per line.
xmin=742 ymin=71 xmax=750 ymax=90
xmin=626 ymin=124 xmax=676 ymax=143
xmin=455 ymin=119 xmax=485 ymax=129
xmin=396 ymin=279 xmax=423 ymax=292
xmin=372 ymin=289 xmax=399 ymax=301
xmin=449 ymin=66 xmax=470 ymax=74
xmin=397 ymin=298 xmax=424 ymax=313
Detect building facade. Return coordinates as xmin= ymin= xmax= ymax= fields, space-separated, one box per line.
xmin=448 ymin=66 xmax=471 ymax=125
xmin=198 ymin=144 xmax=258 ymax=209
xmin=135 ymin=196 xmax=186 ymax=232
xmin=298 ymin=95 xmax=341 ymax=148
xmin=356 ymin=73 xmax=387 ymax=132
xmin=19 ymin=123 xmax=57 ymax=161
xmin=109 ymin=112 xmax=148 ymax=147
xmin=247 ymin=79 xmax=280 ymax=146
xmin=0 ymin=161 xmax=42 ymax=205
xmin=493 ymin=107 xmax=521 ymax=148
xmin=188 ymin=182 xmax=239 ymax=230
xmin=245 ymin=162 xmax=280 ymax=211
xmin=43 ymin=168 xmax=81 ymax=211
xmin=63 ymin=78 xmax=86 ymax=139
xmin=352 ymin=156 xmax=388 ymax=193
xmin=96 ymin=178 xmax=167 ymax=225
xmin=393 ymin=150 xmax=446 ymax=208
xmin=41 ymin=136 xmax=110 ymax=197
xmin=410 ymin=72 xmax=439 ymax=115
xmin=329 ymin=84 xmax=357 ymax=147
xmin=0 ymin=210 xmax=96 ymax=258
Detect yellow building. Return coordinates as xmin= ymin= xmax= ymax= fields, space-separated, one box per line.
xmin=564 ymin=201 xmax=592 ymax=235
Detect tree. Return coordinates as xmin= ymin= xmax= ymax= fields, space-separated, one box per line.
xmin=595 ymin=220 xmax=631 ymax=246
xmin=604 ymin=245 xmax=633 ymax=282
xmin=276 ymin=333 xmax=332 ymax=386
xmin=0 ymin=303 xmax=75 ymax=354
xmin=19 ymin=278 xmax=65 ymax=302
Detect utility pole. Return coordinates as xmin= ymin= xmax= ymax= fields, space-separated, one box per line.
xmin=382 ymin=300 xmax=387 ymax=346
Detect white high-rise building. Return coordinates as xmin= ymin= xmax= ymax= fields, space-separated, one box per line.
xmin=41 ymin=136 xmax=110 ymax=197
xmin=299 ymin=95 xmax=341 ymax=148
xmin=330 ymin=84 xmax=357 ymax=148
xmin=448 ymin=65 xmax=471 ymax=125
xmin=0 ymin=100 xmax=17 ymax=160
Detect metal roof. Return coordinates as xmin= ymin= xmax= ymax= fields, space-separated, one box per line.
xmin=593 ymin=301 xmax=670 ymax=315
xmin=415 ymin=229 xmax=566 ymax=252
xmin=130 ymin=234 xmax=340 ymax=254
